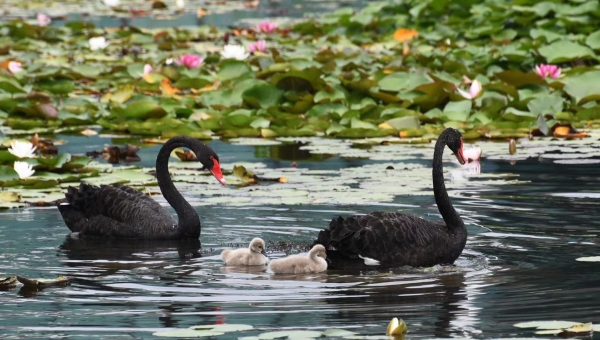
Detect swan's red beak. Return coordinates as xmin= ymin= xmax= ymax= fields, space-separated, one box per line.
xmin=455 ymin=138 xmax=467 ymax=165
xmin=210 ymin=157 xmax=226 ymax=185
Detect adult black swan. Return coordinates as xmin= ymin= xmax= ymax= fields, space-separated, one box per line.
xmin=314 ymin=128 xmax=468 ymax=269
xmin=58 ymin=136 xmax=226 ymax=240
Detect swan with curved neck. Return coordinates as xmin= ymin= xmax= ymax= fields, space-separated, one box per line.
xmin=314 ymin=128 xmax=468 ymax=269
xmin=58 ymin=136 xmax=225 ymax=240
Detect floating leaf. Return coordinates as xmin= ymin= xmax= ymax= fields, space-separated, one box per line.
xmin=538 ymin=40 xmax=596 ymax=64
xmin=242 ymin=83 xmax=284 ymax=108
xmin=16 ymin=276 xmax=70 ymax=288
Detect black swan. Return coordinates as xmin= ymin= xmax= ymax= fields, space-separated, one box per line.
xmin=57 ymin=136 xmax=226 ymax=240
xmin=314 ymin=128 xmax=468 ymax=269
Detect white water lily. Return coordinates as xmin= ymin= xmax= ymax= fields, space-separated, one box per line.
xmin=220 ymin=44 xmax=249 ymax=60
xmin=8 ymin=140 xmax=36 ymax=158
xmin=13 ymin=161 xmax=35 ymax=179
xmin=103 ymin=0 xmax=120 ymax=7
xmin=89 ymin=36 xmax=110 ymax=51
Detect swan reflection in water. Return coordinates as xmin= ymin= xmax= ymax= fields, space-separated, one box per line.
xmin=58 ymin=236 xmax=203 ymax=275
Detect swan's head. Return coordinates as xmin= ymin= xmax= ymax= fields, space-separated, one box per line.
xmin=249 ymin=237 xmax=267 ymax=256
xmin=445 ymin=128 xmax=466 ymax=165
xmin=198 ymin=147 xmax=226 ymax=185
xmin=309 ymin=244 xmax=327 ymax=259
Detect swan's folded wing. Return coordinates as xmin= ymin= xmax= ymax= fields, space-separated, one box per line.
xmin=97 ymin=185 xmax=173 ymax=224
xmin=326 ymin=211 xmax=444 ymax=265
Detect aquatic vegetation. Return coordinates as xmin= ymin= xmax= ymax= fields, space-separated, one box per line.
xmin=0 ymin=1 xmax=599 ymax=140
xmin=220 ymin=44 xmax=250 ymax=60
xmin=175 ymin=54 xmax=203 ymax=69
xmin=248 ymin=40 xmax=266 ymax=53
xmin=16 ymin=275 xmax=70 ymax=289
xmin=456 ymin=80 xmax=482 ymax=100
xmin=13 ymin=161 xmax=34 ymax=179
xmin=8 ymin=140 xmax=36 ymax=158
xmin=534 ymin=64 xmax=561 ymax=79
xmin=514 ymin=320 xmax=597 ymax=336
xmin=387 ymin=318 xmax=408 ymax=336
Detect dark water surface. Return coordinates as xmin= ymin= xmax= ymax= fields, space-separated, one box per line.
xmin=1 ymin=136 xmax=600 ymax=339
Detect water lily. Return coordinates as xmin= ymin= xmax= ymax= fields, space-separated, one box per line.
xmin=257 ymin=21 xmax=277 ymax=33
xmin=7 ymin=61 xmax=23 ymax=74
xmin=220 ymin=44 xmax=249 ymax=60
xmin=462 ymin=146 xmax=482 ymax=162
xmin=37 ymin=13 xmax=51 ymax=27
xmin=165 ymin=58 xmax=174 ymax=65
xmin=143 ymin=64 xmax=153 ymax=75
xmin=8 ymin=140 xmax=36 ymax=158
xmin=89 ymin=36 xmax=110 ymax=51
xmin=243 ymin=0 xmax=259 ymax=8
xmin=13 ymin=161 xmax=35 ymax=179
xmin=534 ymin=64 xmax=561 ymax=79
xmin=248 ymin=40 xmax=266 ymax=53
xmin=103 ymin=0 xmax=120 ymax=7
xmin=457 ymin=79 xmax=482 ymax=100
xmin=175 ymin=54 xmax=203 ymax=69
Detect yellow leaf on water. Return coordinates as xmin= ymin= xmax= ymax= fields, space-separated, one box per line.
xmin=378 ymin=122 xmax=394 ymax=129
xmin=565 ymin=322 xmax=593 ymax=333
xmin=393 ymin=28 xmax=418 ymax=43
xmin=0 ymin=192 xmax=21 ymax=203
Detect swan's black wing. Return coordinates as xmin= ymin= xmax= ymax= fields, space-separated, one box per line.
xmin=315 ymin=211 xmax=463 ymax=269
xmin=58 ymin=183 xmax=177 ymax=239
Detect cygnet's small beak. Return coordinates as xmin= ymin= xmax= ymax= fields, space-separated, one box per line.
xmin=261 ymin=250 xmax=267 ymax=256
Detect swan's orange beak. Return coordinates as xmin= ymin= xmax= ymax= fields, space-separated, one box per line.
xmin=455 ymin=138 xmax=466 ymax=165
xmin=210 ymin=157 xmax=226 ymax=185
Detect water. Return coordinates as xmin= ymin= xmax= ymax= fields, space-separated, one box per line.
xmin=0 ymin=135 xmax=599 ymax=339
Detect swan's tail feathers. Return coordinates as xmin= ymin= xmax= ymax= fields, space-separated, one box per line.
xmin=64 ymin=183 xmax=101 ymax=211
xmin=221 ymin=249 xmax=232 ymax=261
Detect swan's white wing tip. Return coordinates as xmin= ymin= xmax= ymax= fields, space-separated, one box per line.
xmin=359 ymin=255 xmax=380 ymax=266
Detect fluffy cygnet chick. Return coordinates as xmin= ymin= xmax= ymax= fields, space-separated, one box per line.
xmin=268 ymin=244 xmax=328 ymax=274
xmin=221 ymin=238 xmax=269 ymax=266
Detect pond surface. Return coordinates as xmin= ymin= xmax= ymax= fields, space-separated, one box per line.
xmin=0 ymin=135 xmax=599 ymax=339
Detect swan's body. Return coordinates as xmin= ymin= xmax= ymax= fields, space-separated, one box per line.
xmin=222 ymin=238 xmax=268 ymax=266
xmin=268 ymin=244 xmax=328 ymax=274
xmin=314 ymin=128 xmax=468 ymax=269
xmin=57 ymin=136 xmax=226 ymax=240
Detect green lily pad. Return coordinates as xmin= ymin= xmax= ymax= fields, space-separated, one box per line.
xmin=538 ymin=40 xmax=596 ymax=64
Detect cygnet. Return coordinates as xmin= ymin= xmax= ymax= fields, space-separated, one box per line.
xmin=268 ymin=244 xmax=328 ymax=274
xmin=221 ymin=238 xmax=269 ymax=266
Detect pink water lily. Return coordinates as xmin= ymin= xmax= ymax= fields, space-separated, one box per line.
xmin=248 ymin=40 xmax=266 ymax=53
xmin=534 ymin=64 xmax=561 ymax=79
xmin=8 ymin=61 xmax=23 ymax=74
xmin=143 ymin=64 xmax=153 ymax=75
xmin=175 ymin=54 xmax=203 ymax=69
xmin=462 ymin=146 xmax=482 ymax=162
xmin=257 ymin=21 xmax=277 ymax=33
xmin=37 ymin=13 xmax=51 ymax=27
xmin=457 ymin=79 xmax=482 ymax=100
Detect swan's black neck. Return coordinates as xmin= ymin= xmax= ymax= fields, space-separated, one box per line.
xmin=156 ymin=137 xmax=202 ymax=238
xmin=432 ymin=133 xmax=464 ymax=231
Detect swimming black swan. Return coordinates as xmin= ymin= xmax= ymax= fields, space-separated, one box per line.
xmin=314 ymin=128 xmax=468 ymax=269
xmin=57 ymin=136 xmax=226 ymax=240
